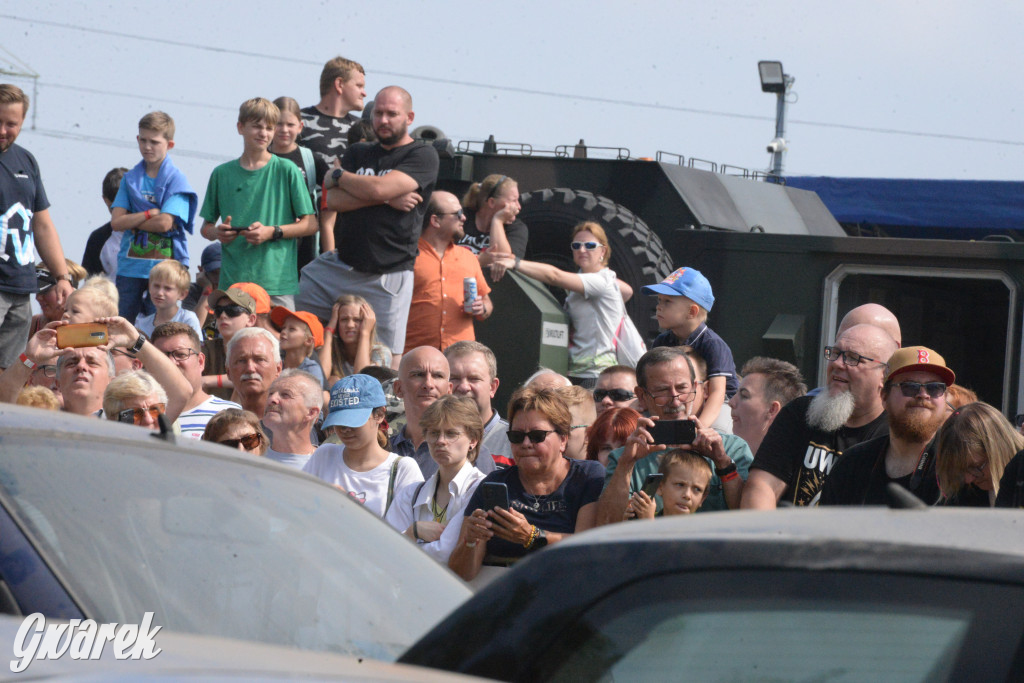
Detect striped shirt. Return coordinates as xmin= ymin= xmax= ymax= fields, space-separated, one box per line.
xmin=177 ymin=395 xmax=241 ymax=440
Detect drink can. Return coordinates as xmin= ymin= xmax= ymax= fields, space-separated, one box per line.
xmin=463 ymin=277 xmax=477 ymax=313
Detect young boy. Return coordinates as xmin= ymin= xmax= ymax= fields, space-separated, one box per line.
xmin=199 ymin=98 xmax=316 ymax=308
xmin=631 ymin=449 xmax=713 ymax=518
xmin=134 ymin=259 xmax=202 ymax=339
xmin=62 ymin=283 xmax=118 ymax=323
xmin=110 ymin=112 xmax=197 ymax=324
xmin=271 ymin=306 xmax=327 ymax=389
xmin=642 ymin=266 xmax=738 ymax=431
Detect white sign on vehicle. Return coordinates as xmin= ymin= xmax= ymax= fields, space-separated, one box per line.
xmin=541 ymin=321 xmax=569 ymax=347
xmin=10 ymin=612 xmax=162 ymax=673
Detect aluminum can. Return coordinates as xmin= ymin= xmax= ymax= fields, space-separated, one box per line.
xmin=463 ymin=277 xmax=477 ymax=313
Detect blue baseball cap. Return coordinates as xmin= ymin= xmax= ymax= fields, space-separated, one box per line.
xmin=322 ymin=374 xmax=387 ymax=429
xmin=201 ymin=242 xmax=222 ymax=272
xmin=641 ymin=267 xmax=715 ymax=311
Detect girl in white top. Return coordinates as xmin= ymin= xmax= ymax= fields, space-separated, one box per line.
xmin=386 ymin=395 xmax=487 ymax=563
xmin=493 ymin=222 xmax=632 ymax=387
xmin=303 ymin=374 xmax=422 ymax=518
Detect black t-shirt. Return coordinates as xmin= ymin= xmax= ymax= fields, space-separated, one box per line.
xmin=336 ymin=141 xmax=439 ymax=274
xmin=464 ymin=458 xmax=604 ymax=560
xmin=298 ymin=107 xmax=360 ymax=168
xmin=995 ymin=450 xmax=1024 ymax=508
xmin=819 ymin=435 xmax=941 ymax=506
xmin=456 ymin=209 xmax=529 ymax=259
xmin=0 ymin=143 xmax=50 ymax=294
xmin=750 ymin=395 xmax=889 ymax=506
xmin=82 ymin=222 xmax=113 ymax=277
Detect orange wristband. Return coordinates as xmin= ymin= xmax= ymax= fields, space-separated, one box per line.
xmin=217 ymin=374 xmax=224 ymax=388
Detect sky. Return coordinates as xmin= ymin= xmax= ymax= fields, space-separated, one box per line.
xmin=1 ymin=0 xmax=1022 ymax=271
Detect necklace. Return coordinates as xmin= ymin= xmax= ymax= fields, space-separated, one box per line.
xmin=430 ymin=477 xmax=449 ymax=523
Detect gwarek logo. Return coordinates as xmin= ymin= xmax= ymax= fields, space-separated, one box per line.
xmin=10 ymin=612 xmax=162 ymax=673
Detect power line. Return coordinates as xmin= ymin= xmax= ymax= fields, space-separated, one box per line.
xmin=4 ymin=13 xmax=1024 ymax=148
xmin=27 ymin=127 xmax=232 ymax=162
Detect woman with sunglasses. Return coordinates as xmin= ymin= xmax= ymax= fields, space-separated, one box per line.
xmin=202 ymin=408 xmax=269 ymax=456
xmin=450 ymin=387 xmax=604 ymax=582
xmin=102 ymin=370 xmax=177 ymax=433
xmin=935 ymin=402 xmax=1024 ymax=506
xmin=493 ymin=222 xmax=631 ymax=388
xmin=385 ymin=395 xmax=486 ymax=564
xmin=458 ymin=174 xmax=528 ymax=275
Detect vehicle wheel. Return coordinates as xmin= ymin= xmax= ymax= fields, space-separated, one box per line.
xmin=519 ymin=187 xmax=673 ymax=340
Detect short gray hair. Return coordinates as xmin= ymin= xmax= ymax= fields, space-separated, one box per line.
xmin=227 ymin=326 xmax=280 ymax=361
xmin=57 ymin=347 xmax=115 ymax=378
xmin=274 ymin=369 xmax=324 ymax=410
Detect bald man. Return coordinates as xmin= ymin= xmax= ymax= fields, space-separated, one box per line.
xmin=297 ymin=86 xmax=439 ymax=366
xmin=838 ymin=303 xmax=901 ymax=347
xmin=389 ymin=345 xmax=451 ymax=478
xmin=742 ymin=323 xmax=898 ymax=509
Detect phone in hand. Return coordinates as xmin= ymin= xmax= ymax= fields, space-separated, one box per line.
xmin=228 ymin=224 xmax=249 ymax=231
xmin=640 ymin=473 xmax=664 ymax=497
xmin=479 ymin=482 xmax=510 ymax=512
xmin=648 ymin=419 xmax=697 ymax=446
xmin=56 ymin=323 xmax=109 ymax=349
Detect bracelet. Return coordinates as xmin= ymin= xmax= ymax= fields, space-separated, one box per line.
xmin=217 ymin=374 xmax=224 ymax=388
xmin=720 ymin=469 xmax=740 ymax=483
xmin=19 ymin=353 xmax=36 ymax=370
xmin=201 ymin=287 xmax=213 ymax=297
xmin=465 ymin=541 xmax=477 ymax=548
xmin=715 ymin=461 xmax=737 ymax=477
xmin=325 ymin=327 xmax=335 ymax=335
xmin=143 ymin=209 xmax=152 ymax=220
xmin=523 ymin=524 xmax=538 ymax=549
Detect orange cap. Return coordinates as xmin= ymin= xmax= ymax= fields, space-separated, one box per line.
xmin=229 ymin=282 xmax=271 ymax=314
xmin=270 ymin=306 xmax=325 ymax=348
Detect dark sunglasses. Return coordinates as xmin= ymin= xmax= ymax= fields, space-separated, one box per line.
xmin=892 ymin=381 xmax=948 ymax=399
xmin=507 ymin=429 xmax=557 ymax=445
xmin=218 ymin=432 xmax=263 ymax=450
xmin=571 ymin=241 xmax=601 ymax=251
xmin=214 ymin=303 xmax=248 ymax=318
xmin=118 ymin=404 xmax=165 ymax=425
xmin=593 ymin=388 xmax=633 ymax=402
xmin=435 ymin=209 xmax=465 ymax=220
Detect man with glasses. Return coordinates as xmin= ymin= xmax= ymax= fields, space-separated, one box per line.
xmin=742 ymin=323 xmax=898 ymax=508
xmin=593 ymin=365 xmax=641 ymax=416
xmin=201 ymin=287 xmax=257 ymax=400
xmin=820 ymin=346 xmax=953 ymax=506
xmin=151 ymin=322 xmax=240 ymax=439
xmin=596 ymin=347 xmax=749 ymax=525
xmin=404 ymin=191 xmax=493 ymax=353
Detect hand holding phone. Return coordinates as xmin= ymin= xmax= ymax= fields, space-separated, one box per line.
xmin=648 ymin=419 xmax=697 ymax=446
xmin=640 ymin=473 xmax=664 ymax=497
xmin=56 ymin=323 xmax=109 ymax=349
xmin=479 ymin=482 xmax=510 ymax=512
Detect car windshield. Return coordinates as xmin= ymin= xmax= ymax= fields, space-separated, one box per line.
xmin=0 ymin=431 xmax=469 ymax=661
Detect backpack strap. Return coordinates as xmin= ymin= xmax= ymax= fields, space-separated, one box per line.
xmin=384 ymin=456 xmax=402 ymax=516
xmin=298 ymin=145 xmax=317 ymax=197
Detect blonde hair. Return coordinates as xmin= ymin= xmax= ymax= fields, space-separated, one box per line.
xmin=67 ymin=286 xmax=118 ymax=319
xmin=935 ymin=402 xmax=1024 ymax=498
xmin=507 ymin=387 xmax=572 ymax=436
xmin=329 ymin=295 xmax=381 ymax=377
xmin=318 ymin=57 xmax=365 ymax=97
xmin=0 ymin=84 xmax=29 ymax=114
xmin=16 ymin=386 xmax=60 ymax=410
xmin=81 ymin=275 xmax=119 ymax=306
xmin=138 ymin=111 xmax=175 ymax=140
xmin=420 ymin=395 xmax=484 ymax=464
xmin=571 ymin=221 xmax=611 ymax=266
xmin=238 ymin=97 xmax=280 ymax=126
xmin=102 ymin=370 xmax=168 ymax=418
xmin=148 ymin=259 xmax=190 ymax=295
xmin=462 ymin=174 xmax=517 ymax=211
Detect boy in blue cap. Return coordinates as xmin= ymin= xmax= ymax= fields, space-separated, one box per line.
xmin=643 ymin=267 xmax=738 ymax=432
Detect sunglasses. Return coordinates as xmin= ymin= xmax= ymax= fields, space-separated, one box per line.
xmin=891 ymin=381 xmax=948 ymax=399
xmin=218 ymin=432 xmax=263 ymax=450
xmin=594 ymin=388 xmax=633 ymax=402
xmin=823 ymin=346 xmax=881 ymax=367
xmin=507 ymin=429 xmax=557 ymax=445
xmin=214 ymin=303 xmax=248 ymax=318
xmin=571 ymin=241 xmax=601 ymax=251
xmin=118 ymin=403 xmax=165 ymax=425
xmin=435 ymin=209 xmax=465 ymax=220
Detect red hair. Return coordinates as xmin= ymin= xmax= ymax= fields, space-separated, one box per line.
xmin=586 ymin=407 xmax=640 ymax=461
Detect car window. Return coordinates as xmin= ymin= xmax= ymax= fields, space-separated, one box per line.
xmin=539 ymin=569 xmax=1024 ymax=682
xmin=0 ymin=433 xmax=469 ymax=661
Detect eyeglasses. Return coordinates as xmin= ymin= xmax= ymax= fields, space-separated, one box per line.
xmin=37 ymin=364 xmax=57 ymax=378
xmin=823 ymin=346 xmax=882 ymax=367
xmin=507 ymin=429 xmax=557 ymax=445
xmin=435 ymin=209 xmax=465 ymax=220
xmin=645 ymin=385 xmax=697 ymax=406
xmin=594 ymin=388 xmax=633 ymax=402
xmin=891 ymin=381 xmax=948 ymax=399
xmin=425 ymin=428 xmax=465 ymax=442
xmin=217 ymin=432 xmax=263 ymax=450
xmin=965 ymin=459 xmax=988 ymax=479
xmin=213 ymin=303 xmax=248 ymax=318
xmin=110 ymin=348 xmax=138 ymax=360
xmin=571 ymin=241 xmax=601 ymax=251
xmin=117 ymin=403 xmax=165 ymax=425
xmin=163 ymin=348 xmax=199 ymax=362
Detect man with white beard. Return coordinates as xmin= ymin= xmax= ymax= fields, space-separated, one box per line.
xmin=741 ymin=323 xmax=897 ymax=508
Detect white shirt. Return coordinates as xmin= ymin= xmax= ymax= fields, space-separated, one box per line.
xmin=384 ymin=461 xmax=486 ymax=564
xmin=303 ymin=445 xmax=423 ymax=518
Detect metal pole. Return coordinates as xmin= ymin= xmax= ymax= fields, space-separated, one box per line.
xmin=771 ymin=74 xmax=794 ymax=176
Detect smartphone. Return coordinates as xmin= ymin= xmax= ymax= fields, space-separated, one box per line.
xmin=479 ymin=482 xmax=510 ymax=511
xmin=56 ymin=323 xmax=109 ymax=349
xmin=648 ymin=419 xmax=697 ymax=446
xmin=229 ymin=225 xmax=250 ymax=231
xmin=640 ymin=473 xmax=664 ymax=497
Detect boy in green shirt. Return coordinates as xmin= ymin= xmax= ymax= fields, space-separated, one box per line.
xmin=199 ymin=98 xmax=315 ymax=306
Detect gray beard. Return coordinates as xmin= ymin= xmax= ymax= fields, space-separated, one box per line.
xmin=806 ymin=389 xmax=856 ymax=432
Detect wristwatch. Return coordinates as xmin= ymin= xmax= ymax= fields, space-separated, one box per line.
xmin=331 ymin=168 xmax=344 ymax=183
xmin=715 ymin=461 xmax=737 ymax=477
xmin=129 ymin=334 xmax=146 ymax=354
xmin=55 ymin=273 xmax=74 ymax=282
xmin=532 ymin=528 xmax=548 ymax=549
xmin=271 ymin=225 xmax=284 ymax=242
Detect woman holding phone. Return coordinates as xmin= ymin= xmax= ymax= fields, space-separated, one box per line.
xmin=449 ymin=387 xmax=604 ymax=582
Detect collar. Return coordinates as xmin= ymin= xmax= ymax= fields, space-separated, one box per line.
xmin=683 ymin=322 xmax=708 ymax=347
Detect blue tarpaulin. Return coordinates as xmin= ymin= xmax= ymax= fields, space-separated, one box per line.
xmin=784 ymin=176 xmax=1024 ymax=238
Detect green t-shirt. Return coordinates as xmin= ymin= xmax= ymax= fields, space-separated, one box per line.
xmin=604 ymin=431 xmax=753 ymax=512
xmin=199 ymin=155 xmax=314 ymax=295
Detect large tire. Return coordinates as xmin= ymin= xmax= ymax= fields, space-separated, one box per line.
xmin=519 ymin=188 xmax=673 ymax=340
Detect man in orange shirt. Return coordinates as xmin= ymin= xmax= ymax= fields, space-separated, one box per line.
xmin=404 ymin=191 xmax=493 ymax=353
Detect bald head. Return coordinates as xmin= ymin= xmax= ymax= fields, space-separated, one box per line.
xmin=396 ymin=346 xmax=450 ymax=419
xmin=836 ymin=323 xmax=899 ymax=369
xmin=375 ymin=86 xmax=412 ymax=111
xmin=839 ymin=304 xmax=901 ymax=347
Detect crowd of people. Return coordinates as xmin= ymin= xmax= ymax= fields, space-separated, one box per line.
xmin=2 ymin=54 xmax=1023 ymax=588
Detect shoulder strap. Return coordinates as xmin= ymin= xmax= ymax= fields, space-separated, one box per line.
xmin=384 ymin=456 xmax=402 ymax=516
xmin=412 ymin=480 xmax=426 ymax=506
xmin=298 ymin=146 xmax=317 ymax=196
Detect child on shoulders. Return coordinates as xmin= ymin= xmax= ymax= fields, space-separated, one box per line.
xmin=134 ymin=259 xmax=202 ymax=339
